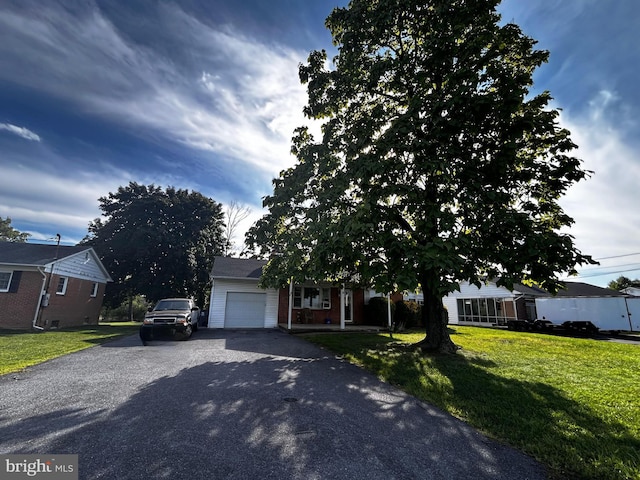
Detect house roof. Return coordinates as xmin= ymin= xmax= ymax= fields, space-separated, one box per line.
xmin=512 ymin=282 xmax=550 ymax=297
xmin=211 ymin=256 xmax=266 ymax=280
xmin=0 ymin=241 xmax=112 ymax=282
xmin=0 ymin=241 xmax=93 ymax=266
xmin=482 ymin=278 xmax=622 ymax=298
xmin=555 ymin=281 xmax=624 ymax=297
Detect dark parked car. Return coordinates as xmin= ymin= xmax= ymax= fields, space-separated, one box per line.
xmin=140 ymin=298 xmax=199 ymax=343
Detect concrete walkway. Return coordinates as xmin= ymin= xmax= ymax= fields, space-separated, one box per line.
xmin=0 ymin=329 xmax=546 ymax=479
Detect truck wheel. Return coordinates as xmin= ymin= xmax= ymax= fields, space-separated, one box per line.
xmin=178 ymin=324 xmax=192 ymax=340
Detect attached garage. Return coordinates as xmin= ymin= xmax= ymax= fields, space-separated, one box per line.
xmin=224 ymin=292 xmax=267 ymax=328
xmin=208 ymin=257 xmax=279 ymax=329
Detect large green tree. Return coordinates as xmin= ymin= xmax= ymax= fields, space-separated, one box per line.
xmin=0 ymin=217 xmax=30 ymax=242
xmin=247 ymin=0 xmax=594 ymax=353
xmin=82 ymin=183 xmax=225 ymax=308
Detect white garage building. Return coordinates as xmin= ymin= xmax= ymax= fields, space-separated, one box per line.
xmin=207 ymin=256 xmax=279 ymax=328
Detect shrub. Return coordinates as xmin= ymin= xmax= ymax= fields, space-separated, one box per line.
xmin=101 ymin=295 xmax=150 ymax=322
xmin=365 ymin=296 xmax=395 ymax=327
xmin=394 ymin=300 xmax=422 ymax=331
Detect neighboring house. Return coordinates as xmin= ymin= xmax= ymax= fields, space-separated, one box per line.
xmin=0 ymin=241 xmax=112 ymax=330
xmin=208 ymin=256 xmax=366 ymax=329
xmin=442 ymin=280 xmax=625 ymax=327
xmin=443 ymin=280 xmax=522 ymax=327
xmin=621 ymin=286 xmax=640 ymax=297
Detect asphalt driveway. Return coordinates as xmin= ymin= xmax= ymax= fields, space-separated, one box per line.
xmin=0 ymin=329 xmax=546 ymax=479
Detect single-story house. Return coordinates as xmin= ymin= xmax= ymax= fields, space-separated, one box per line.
xmin=0 ymin=241 xmax=112 ymax=330
xmin=208 ymin=256 xmax=366 ymax=329
xmin=442 ymin=280 xmax=625 ymax=327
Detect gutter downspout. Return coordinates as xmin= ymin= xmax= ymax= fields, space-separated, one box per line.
xmin=32 ymin=266 xmax=47 ymax=330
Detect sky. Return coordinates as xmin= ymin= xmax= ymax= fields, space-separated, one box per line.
xmin=0 ymin=0 xmax=639 ymax=288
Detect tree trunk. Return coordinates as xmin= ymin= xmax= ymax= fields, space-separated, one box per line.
xmin=417 ymin=277 xmax=458 ymax=354
xmin=128 ymin=296 xmax=134 ymax=322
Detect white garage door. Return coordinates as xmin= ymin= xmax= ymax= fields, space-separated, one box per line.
xmin=224 ymin=292 xmax=267 ymax=328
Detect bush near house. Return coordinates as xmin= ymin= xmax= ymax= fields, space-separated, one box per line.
xmin=365 ymin=296 xmax=395 ymax=327
xmin=394 ymin=300 xmax=422 ymax=330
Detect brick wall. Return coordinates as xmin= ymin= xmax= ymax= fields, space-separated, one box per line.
xmin=0 ymin=270 xmax=44 ymax=329
xmin=40 ymin=274 xmax=105 ymax=329
xmin=277 ymin=287 xmax=365 ymax=325
xmin=0 ymin=270 xmax=106 ymax=330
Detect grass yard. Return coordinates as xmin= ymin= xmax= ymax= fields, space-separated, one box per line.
xmin=307 ymin=327 xmax=640 ymax=480
xmin=0 ymin=322 xmax=140 ymax=376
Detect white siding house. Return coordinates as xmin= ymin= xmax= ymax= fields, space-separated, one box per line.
xmin=208 ymin=257 xmax=279 ymax=329
xmin=443 ymin=281 xmax=518 ymax=326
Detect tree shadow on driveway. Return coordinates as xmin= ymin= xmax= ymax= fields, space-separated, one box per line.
xmin=0 ymin=333 xmax=546 ymax=480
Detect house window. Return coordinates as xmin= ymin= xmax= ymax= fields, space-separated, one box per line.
xmin=457 ymin=297 xmax=512 ymax=325
xmin=90 ymin=282 xmax=99 ymax=297
xmin=56 ymin=276 xmax=68 ymax=295
xmin=0 ymin=271 xmax=12 ymax=292
xmin=293 ymin=286 xmax=331 ymax=309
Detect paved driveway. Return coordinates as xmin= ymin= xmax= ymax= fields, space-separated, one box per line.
xmin=0 ymin=329 xmax=546 ymax=479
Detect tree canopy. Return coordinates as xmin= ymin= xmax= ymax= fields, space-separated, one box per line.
xmin=82 ymin=182 xmax=225 ymax=308
xmin=608 ymin=276 xmax=640 ymax=292
xmin=0 ymin=217 xmax=30 ymax=242
xmin=247 ymin=0 xmax=594 ymax=352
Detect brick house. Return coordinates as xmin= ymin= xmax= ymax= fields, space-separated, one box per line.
xmin=0 ymin=241 xmax=112 ymax=330
xmin=208 ymin=256 xmax=366 ymax=329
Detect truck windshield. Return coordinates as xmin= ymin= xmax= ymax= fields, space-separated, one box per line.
xmin=154 ymin=300 xmax=191 ymax=311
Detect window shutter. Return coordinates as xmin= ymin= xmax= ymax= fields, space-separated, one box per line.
xmin=8 ymin=271 xmax=22 ymax=293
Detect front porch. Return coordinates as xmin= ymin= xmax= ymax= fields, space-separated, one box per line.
xmin=278 ymin=323 xmax=385 ymax=334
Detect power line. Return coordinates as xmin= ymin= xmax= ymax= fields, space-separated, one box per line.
xmin=573 ymin=266 xmax=640 ymax=279
xmin=594 ymin=252 xmax=640 ymax=261
xmin=577 ymin=262 xmax=640 ymax=273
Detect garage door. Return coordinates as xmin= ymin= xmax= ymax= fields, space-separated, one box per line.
xmin=224 ymin=292 xmax=267 ymax=328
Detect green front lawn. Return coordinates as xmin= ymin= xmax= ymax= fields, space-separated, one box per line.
xmin=307 ymin=327 xmax=640 ymax=480
xmin=0 ymin=323 xmax=140 ymax=376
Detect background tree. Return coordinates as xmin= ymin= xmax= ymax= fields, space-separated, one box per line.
xmin=223 ymin=201 xmax=252 ymax=257
xmin=0 ymin=217 xmax=30 ymax=242
xmin=608 ymin=276 xmax=640 ymax=291
xmin=247 ymin=0 xmax=594 ymax=353
xmin=82 ymin=182 xmax=225 ymax=310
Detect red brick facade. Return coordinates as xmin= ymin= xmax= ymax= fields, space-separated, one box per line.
xmin=277 ymin=287 xmax=365 ymax=325
xmin=0 ymin=270 xmax=106 ymax=330
xmin=0 ymin=270 xmax=44 ymax=329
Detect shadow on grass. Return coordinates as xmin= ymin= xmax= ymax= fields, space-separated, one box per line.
xmin=372 ymin=344 xmax=640 ymax=480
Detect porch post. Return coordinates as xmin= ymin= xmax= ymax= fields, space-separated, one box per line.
xmin=340 ymin=283 xmax=346 ymax=330
xmin=287 ymin=279 xmax=293 ymax=330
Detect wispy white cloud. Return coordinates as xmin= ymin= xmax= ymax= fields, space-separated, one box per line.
xmin=0 ymin=123 xmax=41 ymax=142
xmin=0 ymin=2 xmax=311 ymax=177
xmin=558 ymin=89 xmax=640 ymax=283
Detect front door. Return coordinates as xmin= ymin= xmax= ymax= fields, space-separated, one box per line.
xmin=344 ymin=289 xmax=353 ymax=323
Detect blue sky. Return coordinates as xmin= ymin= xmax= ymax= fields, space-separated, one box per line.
xmin=0 ymin=0 xmax=638 ymax=287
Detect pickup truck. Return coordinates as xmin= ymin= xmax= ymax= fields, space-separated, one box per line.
xmin=140 ymin=298 xmax=199 ymax=343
